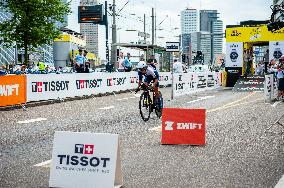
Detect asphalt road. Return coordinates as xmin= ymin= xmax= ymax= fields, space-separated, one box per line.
xmin=1 ymin=87 xmax=284 ymax=188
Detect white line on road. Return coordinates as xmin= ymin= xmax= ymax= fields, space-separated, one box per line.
xmin=129 ymin=97 xmax=136 ymax=99
xmin=187 ymin=95 xmax=215 ymax=104
xmin=99 ymin=106 xmax=115 ymax=110
xmin=34 ymin=159 xmax=51 ymax=167
xmin=272 ymin=101 xmax=282 ymax=108
xmin=17 ymin=118 xmax=47 ymax=124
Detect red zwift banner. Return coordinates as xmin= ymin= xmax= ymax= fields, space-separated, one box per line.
xmin=161 ymin=108 xmax=206 ymax=145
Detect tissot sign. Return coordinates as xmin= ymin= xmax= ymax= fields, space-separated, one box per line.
xmin=49 ymin=132 xmax=123 ymax=188
xmin=166 ymin=42 xmax=180 ymax=52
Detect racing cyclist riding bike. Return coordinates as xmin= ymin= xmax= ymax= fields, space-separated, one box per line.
xmin=136 ymin=61 xmax=162 ymax=109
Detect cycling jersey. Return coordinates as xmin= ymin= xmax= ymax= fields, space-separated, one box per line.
xmin=138 ymin=66 xmax=159 ymax=86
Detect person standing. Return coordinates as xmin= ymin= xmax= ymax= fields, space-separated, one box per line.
xmin=118 ymin=52 xmax=125 ymax=72
xmin=83 ymin=50 xmax=89 ymax=73
xmin=263 ymin=49 xmax=269 ymax=74
xmin=122 ymin=53 xmax=132 ymax=72
xmin=173 ymin=59 xmax=183 ymax=73
xmin=74 ymin=49 xmax=84 ymax=73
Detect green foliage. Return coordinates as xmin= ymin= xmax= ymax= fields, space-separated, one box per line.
xmin=0 ymin=0 xmax=71 ymax=64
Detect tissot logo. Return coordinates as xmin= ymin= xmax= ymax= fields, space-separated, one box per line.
xmin=165 ymin=121 xmax=202 ymax=131
xmin=76 ymin=79 xmax=102 ymax=89
xmin=56 ymin=143 xmax=110 ymax=168
xmin=31 ymin=81 xmax=69 ymax=92
xmin=75 ymin=144 xmax=94 ymax=155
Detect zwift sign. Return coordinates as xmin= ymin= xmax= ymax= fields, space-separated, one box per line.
xmin=161 ymin=108 xmax=206 ymax=145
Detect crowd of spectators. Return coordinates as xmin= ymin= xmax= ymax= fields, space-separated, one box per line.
xmin=0 ymin=63 xmax=73 ymax=76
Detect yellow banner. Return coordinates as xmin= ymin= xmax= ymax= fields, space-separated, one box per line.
xmin=226 ymin=25 xmax=284 ymax=42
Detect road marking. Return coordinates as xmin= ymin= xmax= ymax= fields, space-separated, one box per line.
xmin=117 ymin=99 xmax=123 ymax=101
xmin=272 ymin=101 xmax=282 ymax=108
xmin=99 ymin=106 xmax=115 ymax=110
xmin=207 ymin=98 xmax=263 ymax=113
xmin=129 ymin=97 xmax=136 ymax=99
xmin=17 ymin=118 xmax=47 ymax=124
xmin=187 ymin=95 xmax=215 ymax=104
xmin=34 ymin=159 xmax=51 ymax=168
xmin=122 ymin=98 xmax=129 ymax=100
xmin=149 ymin=126 xmax=162 ymax=132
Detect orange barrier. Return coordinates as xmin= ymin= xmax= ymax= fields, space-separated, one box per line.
xmin=161 ymin=108 xmax=206 ymax=145
xmin=0 ymin=75 xmax=26 ymax=107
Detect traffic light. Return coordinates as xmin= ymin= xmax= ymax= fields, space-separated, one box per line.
xmin=182 ymin=54 xmax=186 ymax=63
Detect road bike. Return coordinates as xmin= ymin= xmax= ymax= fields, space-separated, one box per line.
xmin=138 ymin=84 xmax=163 ymax=122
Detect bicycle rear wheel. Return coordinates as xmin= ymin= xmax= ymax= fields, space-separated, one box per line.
xmin=155 ymin=91 xmax=163 ymax=118
xmin=139 ymin=92 xmax=152 ymax=121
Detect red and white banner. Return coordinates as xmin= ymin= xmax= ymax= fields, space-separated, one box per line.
xmin=161 ymin=108 xmax=206 ymax=145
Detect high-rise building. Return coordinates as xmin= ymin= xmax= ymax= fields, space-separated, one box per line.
xmin=80 ymin=0 xmax=99 ymax=55
xmin=212 ymin=20 xmax=223 ymax=56
xmin=181 ymin=8 xmax=198 ymax=34
xmin=200 ymin=10 xmax=218 ymax=32
xmin=200 ymin=10 xmax=223 ymax=60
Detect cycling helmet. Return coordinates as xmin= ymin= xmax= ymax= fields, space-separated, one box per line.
xmin=136 ymin=61 xmax=147 ymax=69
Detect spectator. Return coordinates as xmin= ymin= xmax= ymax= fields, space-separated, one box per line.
xmin=83 ymin=50 xmax=90 ymax=73
xmin=45 ymin=65 xmax=50 ymax=74
xmin=74 ymin=49 xmax=85 ymax=73
xmin=25 ymin=65 xmax=33 ymax=74
xmin=263 ymin=49 xmax=269 ymax=74
xmin=14 ymin=66 xmax=22 ymax=75
xmin=0 ymin=66 xmax=7 ymax=76
xmin=118 ymin=52 xmax=125 ymax=72
xmin=38 ymin=62 xmax=45 ymax=74
xmin=147 ymin=55 xmax=158 ymax=69
xmin=122 ymin=53 xmax=132 ymax=72
xmin=173 ymin=59 xmax=183 ymax=73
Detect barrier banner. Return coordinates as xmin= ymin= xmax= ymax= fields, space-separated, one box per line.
xmin=161 ymin=108 xmax=206 ymax=145
xmin=0 ymin=75 xmax=26 ymax=107
xmin=265 ymin=74 xmax=278 ymax=102
xmin=26 ymin=74 xmax=75 ymax=102
xmin=74 ymin=72 xmax=138 ymax=96
xmin=159 ymin=72 xmax=172 ymax=86
xmin=49 ymin=131 xmax=123 ymax=188
xmin=173 ymin=72 xmax=221 ymax=97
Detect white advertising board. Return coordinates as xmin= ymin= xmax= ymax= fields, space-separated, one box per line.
xmin=173 ymin=72 xmax=221 ymax=97
xmin=269 ymin=41 xmax=284 ymax=61
xmin=225 ymin=42 xmax=243 ymax=67
xmin=49 ymin=131 xmax=123 ymax=188
xmin=26 ymin=74 xmax=76 ymax=102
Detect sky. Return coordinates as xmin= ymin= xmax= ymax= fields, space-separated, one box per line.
xmin=67 ymin=0 xmax=273 ymax=59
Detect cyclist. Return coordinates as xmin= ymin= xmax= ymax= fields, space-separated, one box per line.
xmin=136 ymin=61 xmax=162 ymax=108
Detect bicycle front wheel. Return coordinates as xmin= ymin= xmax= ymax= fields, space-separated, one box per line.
xmin=139 ymin=92 xmax=152 ymax=122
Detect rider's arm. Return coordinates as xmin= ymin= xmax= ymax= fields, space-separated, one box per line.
xmin=137 ymin=71 xmax=143 ymax=91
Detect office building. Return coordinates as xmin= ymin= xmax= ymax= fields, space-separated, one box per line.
xmin=200 ymin=10 xmax=223 ymax=60
xmin=181 ymin=8 xmax=198 ymax=34
xmin=80 ymin=0 xmax=99 ymax=55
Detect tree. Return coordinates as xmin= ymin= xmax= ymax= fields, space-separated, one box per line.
xmin=0 ymin=0 xmax=71 ymax=65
